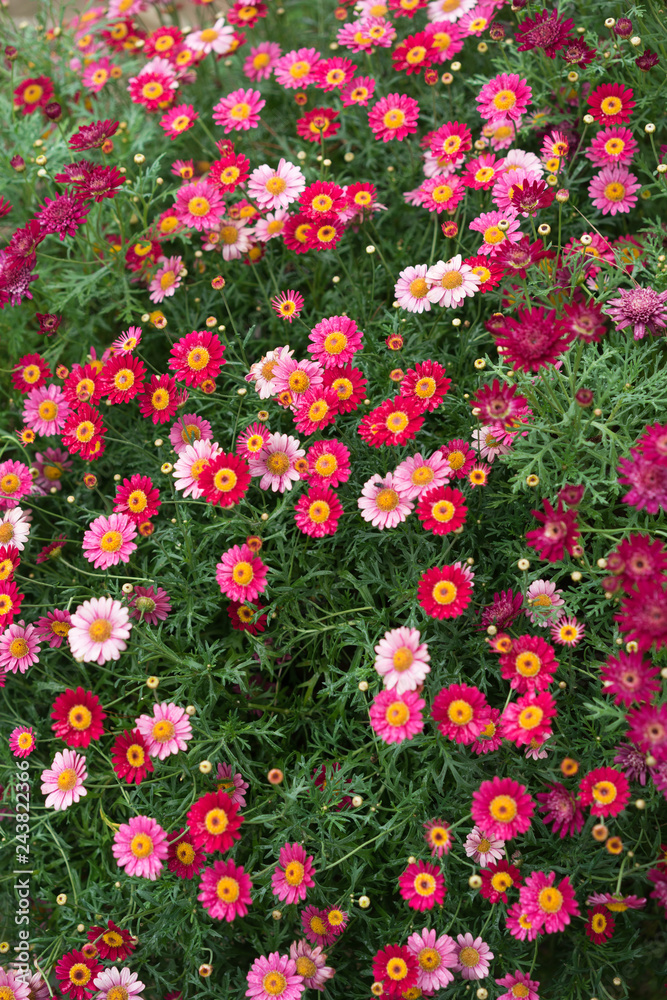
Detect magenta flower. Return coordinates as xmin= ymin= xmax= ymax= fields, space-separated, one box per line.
xmin=245 ymin=951 xmax=305 ymax=1000
xmin=112 ymin=815 xmax=169 ymax=880
xmin=398 ymin=860 xmax=446 ymax=911
xmin=271 ymin=842 xmax=316 ymax=904
xmin=82 ymin=512 xmax=137 ymax=569
xmin=605 ymin=285 xmax=667 ymax=340
xmin=9 ymin=725 xmax=36 ymax=758
xmin=406 ymin=927 xmax=457 ymax=991
xmin=216 ymin=543 xmax=269 ymax=602
xmin=520 ymin=870 xmax=580 ymax=933
xmin=369 ymin=688 xmax=425 ymax=744
xmin=0 ymin=620 xmax=40 ymax=674
xmin=476 ymin=73 xmax=532 ymax=122
xmin=198 ymin=858 xmax=253 ymax=921
xmin=589 ymin=164 xmax=640 ymax=215
xmin=213 ymin=87 xmax=266 ymax=132
xmin=471 ymin=776 xmax=535 ymax=839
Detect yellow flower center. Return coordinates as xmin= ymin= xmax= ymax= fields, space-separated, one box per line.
xmin=284 ymin=860 xmax=305 ymax=885
xmin=126 ymin=744 xmax=145 ymax=767
xmin=310 ymin=915 xmax=327 ymax=935
xmin=414 ymin=872 xmax=436 ymax=896
xmin=431 ymin=500 xmax=455 ymax=523
xmin=100 ymin=530 xmax=123 ymax=552
xmin=18 ymin=732 xmax=33 ymax=749
xmin=152 ymin=720 xmax=175 ymax=743
xmin=492 ymin=871 xmax=513 ymax=892
xmin=231 ymin=102 xmax=251 ymax=120
xmin=386 ymin=958 xmax=409 ymax=981
xmin=386 ymin=701 xmax=410 ymax=726
xmin=9 ymin=638 xmax=28 ymax=659
xmin=200 ymin=28 xmax=219 ymax=42
xmin=432 ymin=184 xmax=453 ymax=203
xmin=171 ymin=114 xmax=191 ymax=132
xmin=383 ymin=109 xmax=406 ymax=129
xmin=69 ymin=964 xmax=91 ymax=985
xmin=492 ymin=89 xmax=517 ymax=110
xmin=265 ymin=175 xmax=287 ymax=195
xmin=415 ymin=378 xmax=436 ymax=399
xmin=419 ymin=947 xmax=441 ymax=970
xmin=592 ymin=780 xmax=617 ymax=804
xmin=308 ymin=501 xmax=331 ymax=524
xmin=406 ymin=44 xmax=427 ymax=64
xmin=205 ymin=807 xmax=229 ymax=834
xmin=412 ymin=466 xmax=434 ymax=486
xmin=262 ymin=973 xmax=287 ymax=996
xmin=538 ymin=887 xmax=563 ymax=913
xmin=142 ymin=81 xmax=164 ymax=100
xmin=392 ymin=647 xmax=414 ymax=672
xmin=151 ymin=388 xmax=170 ymax=410
xmin=483 ymin=225 xmax=506 ymax=245
xmin=114 ymin=368 xmax=134 ymax=390
xmin=512 ymin=987 xmax=530 ymax=999
xmin=103 ymin=930 xmax=124 ymax=947
xmin=289 ymin=60 xmax=311 ymax=79
xmin=314 ymin=454 xmax=337 ymax=477
xmin=323 ymin=331 xmax=348 ymax=356
xmin=518 ymin=706 xmax=544 ymax=730
xmin=106 ymin=987 xmax=129 ymax=1000
xmin=287 ymin=370 xmax=309 ymax=393
xmin=216 ymin=876 xmax=240 ymax=901
xmin=57 ymin=768 xmax=78 ymax=791
xmin=375 ymin=488 xmax=400 ymax=512
xmin=308 ymin=400 xmax=329 ymax=422
xmin=600 ymin=95 xmax=622 ymax=115
xmin=68 ymin=705 xmax=92 ymax=730
xmin=516 ymin=652 xmax=541 ymax=676
xmin=458 ymin=947 xmax=480 ymax=968
xmin=38 ymin=400 xmax=58 ymax=421
xmin=233 ymin=560 xmax=254 ymax=585
xmin=441 ymin=269 xmax=463 ymax=290
xmin=176 ymin=842 xmax=195 ymax=864
xmin=296 ymin=957 xmax=317 ymax=978
xmin=490 ymin=794 xmax=517 ymax=822
xmin=89 ymin=620 xmax=112 ymax=642
xmin=604 ymin=182 xmax=626 ymax=202
xmin=0 ymin=474 xmax=20 ymax=495
xmin=187 ymin=196 xmax=211 ymax=217
xmin=432 ymin=580 xmax=457 ymax=605
xmin=213 ymin=467 xmax=238 ymax=492
xmin=130 ymin=833 xmax=153 ymax=858
xmin=447 ymin=699 xmax=473 ymax=724
xmin=253 ymin=52 xmax=270 ymax=68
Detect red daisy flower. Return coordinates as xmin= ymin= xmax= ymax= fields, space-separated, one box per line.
xmin=68 ymin=119 xmax=119 ymax=149
xmin=63 ymin=363 xmax=103 ymax=406
xmin=398 ymin=859 xmax=446 ymax=911
xmin=495 ymin=306 xmax=574 ymax=373
xmin=440 ymin=438 xmax=476 ymax=478
xmin=418 ymin=563 xmax=474 ymax=620
xmin=480 ymin=859 xmax=523 ymax=903
xmin=585 ymin=905 xmax=616 ymax=944
xmin=99 ymin=354 xmax=146 ymax=404
xmin=168 ymin=330 xmax=226 ymax=386
xmin=110 ymin=729 xmax=154 ymax=785
xmin=113 ymin=474 xmax=161 ymax=524
xmin=372 ymin=943 xmax=419 ymax=997
xmin=209 ymin=153 xmax=250 ymax=193
xmin=186 ymin=790 xmax=244 ymax=853
xmin=578 ymin=767 xmax=630 ymax=817
xmin=399 ymin=360 xmax=451 ymax=413
xmin=198 ymin=452 xmax=251 ymax=508
xmin=428 ymin=120 xmax=472 ymax=164
xmin=12 ymin=353 xmax=51 ymax=394
xmin=282 ymin=214 xmax=314 ymax=253
xmin=305 ymin=219 xmax=346 ymax=252
xmin=294 ymin=486 xmax=343 ymax=538
xmin=299 ymin=180 xmax=347 ymax=221
xmin=587 ymin=83 xmax=636 ymax=126
xmin=62 ymin=403 xmax=107 ymax=460
xmin=514 ymin=9 xmax=574 ymax=57
xmin=358 ymin=396 xmax=424 ymax=448
xmin=51 ymin=687 xmax=106 ymax=748
xmin=432 ymin=683 xmax=490 ymax=744
xmin=293 ymin=387 xmax=340 ymax=435
xmin=296 ymin=107 xmax=341 ymax=143
xmin=87 ymin=920 xmax=136 ymax=962
xmin=137 ymin=374 xmax=183 ymax=424
xmin=526 ymin=498 xmax=580 ymax=562
xmin=471 ymin=776 xmax=535 ymax=840
xmin=392 ymin=31 xmax=436 ymax=75
xmin=472 ymin=378 xmax=527 ymax=426
xmin=227 ymin=601 xmax=267 ymax=634
xmin=464 ymin=255 xmax=504 ymax=292
xmin=55 ymin=949 xmax=101 ymax=1000
xmin=14 ymin=75 xmax=54 ymax=115
xmin=499 ymin=634 xmax=559 ymax=692
xmin=167 ymin=827 xmax=206 ymax=879
xmin=417 ymin=485 xmax=467 ymax=535
xmin=0 ymin=579 xmax=23 ymax=632
xmin=323 ymin=364 xmax=367 ymax=414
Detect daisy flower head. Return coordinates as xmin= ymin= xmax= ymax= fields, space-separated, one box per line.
xmin=294 ymin=486 xmax=343 ymax=538
xmin=82 ymin=512 xmax=137 ymax=570
xmin=399 ymin=859 xmax=446 ymax=912
xmin=0 ymin=620 xmax=40 ymax=674
xmin=551 ymin=614 xmax=585 ymax=647
xmin=213 ymin=87 xmax=265 ymax=133
xmin=51 ymin=686 xmax=105 ymax=747
xmin=469 ymin=208 xmax=522 ymax=256
xmin=626 ymin=702 xmax=667 ymax=758
xmin=271 ymin=289 xmax=304 ymax=323
xmin=394 ymin=263 xmax=432 ymax=313
xmin=369 ymin=93 xmax=420 ymax=142
xmin=587 ymin=83 xmax=635 ymax=125
xmin=536 ymin=781 xmax=584 ymax=838
xmin=417 ymin=484 xmax=467 ymax=535
xmin=308 ymin=315 xmax=363 ymax=367
xmin=167 ymin=827 xmax=205 ymax=880
xmin=519 ymin=870 xmax=580 ymax=933
xmin=296 ymin=107 xmax=341 ymax=144
xmin=477 ymin=73 xmax=532 ymax=123
xmin=431 ymin=683 xmax=489 ymax=744
xmin=585 ymin=905 xmax=616 ymax=945
xmin=245 ymin=951 xmax=305 ymax=1000
xmin=247 ymin=159 xmax=306 ymax=210
xmin=173 ymin=439 xmax=221 ymax=499
xmin=289 ymin=941 xmax=334 ymax=992
xmin=148 ymin=255 xmax=184 ymax=304
xmin=113 ymin=475 xmax=160 ymax=525
xmin=454 ymin=935 xmax=496 ymax=982
xmin=199 ymin=858 xmax=253 ymax=921
xmin=41 ymin=748 xmax=87 ymax=811
xmin=301 ymin=905 xmax=334 ymax=947
xmin=127 ymin=57 xmax=177 ymax=111
xmin=304 ymin=439 xmax=351 ymax=489
xmin=525 ymin=578 xmax=565 ymax=625
xmin=34 ymin=607 xmax=71 ymax=649
xmin=12 ymin=353 xmax=51 ymax=394
xmin=137 ymin=373 xmax=183 ymax=425
xmin=160 ymin=103 xmax=198 ymax=140
xmin=423 ymin=818 xmax=454 ymax=858
xmin=244 ymin=40 xmax=282 ymax=81
xmin=359 ymin=396 xmax=424 ymax=448
xmin=92 ymin=967 xmax=144 ymax=1000
xmin=401 ymin=360 xmax=452 ymax=415
xmin=99 ymin=354 xmax=146 ymax=404
xmin=341 ymin=74 xmax=376 ymax=107
xmin=135 ymin=702 xmax=193 ymax=760
xmin=426 ymin=255 xmax=481 ymax=307
xmin=369 ymin=688 xmax=425 ymax=744
xmin=406 ymin=927 xmax=457 ymax=991
xmin=418 ymin=562 xmax=474 ymax=619
xmin=216 ymin=543 xmax=269 ymax=603
xmin=393 ymin=450 xmax=452 ymax=500
xmin=372 ymin=944 xmax=419 ymax=997
xmin=374 ymin=626 xmax=430 ymax=693
xmin=187 ymin=788 xmax=243 ymax=854
xmin=10 ymin=724 xmax=36 ymax=758
xmin=174 ymin=180 xmax=224 ymax=232
xmin=418 ymin=173 xmax=465 ymax=214
xmin=236 ymin=422 xmax=270 ymax=460
xmin=0 ymin=460 xmax=33 ymax=511
xmin=111 ymin=729 xmax=154 ymax=786
xmin=249 ymin=432 xmax=304 ymax=493
xmin=526 ymin=497 xmax=580 ymax=560
xmin=199 ymin=452 xmax=251 ymax=508
xmin=185 ymin=17 xmax=235 ymax=54
xmin=471 ymin=776 xmax=535 ymax=840
xmin=506 ymin=901 xmax=538 ymax=942
xmin=323 ymin=364 xmax=367 ymax=414
xmin=586 ymin=126 xmax=637 ymax=167
xmin=501 ymin=691 xmax=557 ymax=747
xmin=112 ymin=325 xmax=142 ymax=353
xmin=358 ymin=473 xmax=414 ymax=530
xmin=68 ymin=596 xmax=132 ymax=665
xmin=22 ymin=384 xmax=70 ymax=437
xmin=589 ymin=164 xmax=640 ymax=216
xmin=271 ymin=842 xmax=316 ymax=904
xmin=578 ymin=766 xmax=630 ymax=817
xmin=497 ymin=307 xmax=574 ymax=373
xmin=170 ymin=413 xmax=213 ymax=454
xmin=600 ymin=650 xmax=659 ymax=705
xmin=496 ymin=969 xmax=540 ymax=1000
xmin=464 ymin=826 xmax=505 ymax=867
xmin=514 ymin=8 xmax=574 ymax=56
xmin=274 ymin=46 xmax=322 ymax=89
xmin=55 ymin=949 xmax=101 ymax=1000
xmin=499 ymin=634 xmax=558 ymax=692
xmin=112 ymin=814 xmax=168 ymax=879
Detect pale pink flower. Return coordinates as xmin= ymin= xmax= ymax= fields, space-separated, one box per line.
xmin=68 ymin=596 xmax=132 ymax=665
xmin=255 ymin=209 xmax=290 ymax=243
xmin=41 ymin=748 xmax=87 ymax=811
xmin=394 ymin=264 xmax=432 ymax=313
xmin=288 ymin=941 xmax=334 ymax=992
xmin=186 ymin=17 xmax=235 ymax=55
xmin=374 ymin=626 xmax=430 ymax=694
xmin=272 ymin=356 xmax=324 ymax=401
xmin=204 ymin=218 xmax=255 ymax=260
xmin=148 ymin=255 xmax=183 ymax=304
xmin=525 ymin=579 xmax=565 ymax=625
xmin=245 ymin=345 xmax=294 ymax=398
xmin=358 ymin=473 xmax=414 ymax=529
xmin=92 ymin=967 xmax=145 ymax=1000
xmin=173 ymin=439 xmax=222 ymax=499
xmin=407 ymin=927 xmax=457 ymax=991
xmin=464 ymin=826 xmax=505 ymax=867
xmin=503 ymin=148 xmax=544 ymax=176
xmin=169 ymin=413 xmax=213 ymax=454
xmin=455 ymin=932 xmax=494 ymax=980
xmin=112 ymin=814 xmax=169 ymax=879
xmin=247 ymin=159 xmax=306 ymax=210
xmin=249 ymin=432 xmax=304 ymax=492
xmin=472 ymin=426 xmax=512 ymax=462
xmin=0 ymin=507 xmax=31 ymax=550
xmin=427 ymin=0 xmax=477 ymax=21
xmin=82 ymin=512 xmax=137 ymax=569
xmin=393 ymin=451 xmax=453 ymax=500
xmin=135 ymin=702 xmax=193 ymax=760
xmin=0 ymin=620 xmax=41 ymax=674
xmin=426 ymin=255 xmax=481 ymax=307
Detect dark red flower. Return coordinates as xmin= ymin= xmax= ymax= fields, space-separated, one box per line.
xmin=496 ymin=237 xmax=554 ymax=278
xmin=494 ymin=306 xmax=574 ymax=372
xmin=111 ymin=729 xmax=154 ymax=785
xmin=515 ymin=10 xmax=574 ymax=57
xmin=478 ymin=589 xmax=524 ymax=631
xmin=68 ymin=119 xmax=119 ymax=150
xmin=526 ymin=498 xmax=580 ymax=562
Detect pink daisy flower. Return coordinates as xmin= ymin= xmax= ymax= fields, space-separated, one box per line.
xmin=589 ymin=164 xmax=640 ymax=215
xmin=35 ymin=608 xmax=72 ymax=649
xmin=271 ymin=842 xmax=316 ymax=904
xmin=213 ymin=87 xmax=265 ymax=133
xmin=169 ymin=329 xmax=225 ymax=387
xmin=399 ymin=860 xmax=446 ymax=911
xmin=112 ymin=815 xmax=169 ymax=880
xmin=273 ymin=356 xmax=323 ymax=401
xmin=160 ymin=104 xmax=198 ymax=141
xmin=418 ymin=561 xmax=475 ymax=619
xmin=148 ymin=255 xmax=184 ymax=304
xmin=173 ymin=439 xmax=221 ymax=500
xmin=198 ymin=858 xmax=253 ymax=921
xmin=304 ymin=439 xmax=351 ymax=489
xmin=469 ymin=208 xmax=523 ymax=256
xmin=520 ymin=870 xmax=580 ymax=933
xmin=68 ymin=596 xmax=132 ymax=665
xmin=249 ymin=432 xmax=304 ymax=493
xmin=0 ymin=620 xmax=40 ymax=674
xmin=41 ymin=748 xmax=87 ymax=811
xmin=407 ymin=927 xmax=457 ymax=991
xmin=205 ymin=218 xmax=255 ymax=261
xmin=114 ymin=475 xmax=161 ymax=525
xmin=246 ymin=952 xmax=305 ymax=1000
xmin=247 ymin=159 xmax=306 ymax=210
xmin=426 ymin=255 xmax=481 ymax=307
xmin=246 ymin=345 xmax=294 ymax=398
xmin=185 ymin=17 xmax=235 ymax=55
xmin=525 ymin=578 xmax=565 ymax=625
xmin=288 ymin=941 xmax=334 ymax=992
xmin=506 ymin=902 xmax=538 ymax=942
xmin=471 ymin=776 xmax=535 ymax=839
xmin=600 ymin=650 xmax=659 ymax=705
xmin=477 ymin=73 xmax=532 ymax=122
xmin=274 ymin=46 xmax=321 ymax=89
xmin=82 ymin=57 xmax=117 ymax=93
xmin=22 ymin=384 xmax=70 ymax=436
xmin=394 ymin=264 xmax=432 ymax=313
xmin=368 ymin=93 xmax=420 ymax=142
xmin=341 ymin=74 xmax=376 ymax=106
xmin=236 ymin=422 xmax=270 ymax=460
xmin=550 ymin=614 xmax=585 ymax=647
xmin=111 ymin=326 xmax=142 ymax=353
xmin=464 ymin=826 xmax=505 ymax=867
xmin=358 ymin=473 xmax=414 ymax=529
xmin=135 ymin=702 xmax=193 ymax=760
xmin=431 ymin=683 xmax=490 ymax=744
xmin=424 ymin=818 xmax=454 ymax=857
xmin=170 ymin=413 xmax=212 ymax=454
xmin=374 ymin=626 xmax=430 ymax=693
xmin=307 ymin=316 xmax=363 ymax=367
xmin=174 ymin=180 xmax=225 ymax=232
xmin=82 ymin=512 xmax=137 ymax=570
xmin=244 ymin=41 xmax=282 ymax=81
xmin=216 ymin=543 xmax=269 ymax=603
xmin=216 ymin=762 xmax=249 ymax=807
xmin=127 ymin=58 xmax=177 ymax=111
xmin=455 ymin=933 xmax=494 ymax=979
xmin=293 ymin=387 xmax=340 ymax=436
xmin=418 ymin=174 xmax=465 ymax=214
xmin=501 ymin=691 xmax=557 ymax=747
xmin=92 ymin=967 xmax=144 ymax=1000
xmin=9 ymin=724 xmax=36 ymax=758
xmin=0 ymin=970 xmax=30 ymax=1000
xmin=472 ymin=426 xmax=512 ymax=462
xmin=301 ymin=905 xmax=335 ymax=947
xmin=585 ymin=126 xmax=637 ymax=167
xmin=393 ymin=450 xmax=452 ymax=499
xmin=496 ymin=970 xmax=540 ymax=1000
xmin=578 ymin=766 xmax=630 ymax=817
xmin=0 ymin=459 xmax=33 ymax=510
xmin=255 ymin=209 xmax=290 ymax=243
xmin=369 ymin=688 xmax=425 ymax=744
xmin=294 ymin=486 xmax=343 ymax=538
